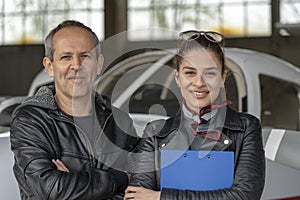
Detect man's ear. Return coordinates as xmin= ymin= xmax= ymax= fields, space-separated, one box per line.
xmin=43 ymin=57 xmax=54 ymax=77
xmin=97 ymin=54 xmax=104 ymax=75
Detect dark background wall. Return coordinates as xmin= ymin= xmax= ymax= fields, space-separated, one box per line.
xmin=0 ymin=45 xmax=44 ymax=96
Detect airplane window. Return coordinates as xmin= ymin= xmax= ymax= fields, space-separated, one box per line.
xmin=99 ymin=63 xmax=155 ymax=98
xmin=99 ymin=55 xmax=180 ymax=116
xmin=129 ymin=83 xmax=180 ymax=116
xmin=260 ymin=74 xmax=300 ymax=131
xmin=125 ymin=57 xmax=181 ymax=116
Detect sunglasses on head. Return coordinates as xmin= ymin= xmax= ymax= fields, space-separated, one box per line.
xmin=179 ymin=30 xmax=224 ymax=44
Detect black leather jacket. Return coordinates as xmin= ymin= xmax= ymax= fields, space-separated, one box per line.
xmin=129 ymin=107 xmax=265 ymax=200
xmin=10 ymin=86 xmax=139 ymax=200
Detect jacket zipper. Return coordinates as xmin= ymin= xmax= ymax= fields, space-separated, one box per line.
xmin=93 ymin=113 xmax=112 ymax=153
xmin=55 ymin=113 xmax=113 ymax=168
xmin=158 ymin=128 xmax=178 ymax=150
xmin=52 ymin=115 xmax=99 ymax=167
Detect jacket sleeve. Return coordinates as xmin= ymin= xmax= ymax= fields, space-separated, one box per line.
xmin=160 ymin=115 xmax=265 ymax=200
xmin=128 ymin=135 xmax=158 ymax=190
xmin=10 ymin=115 xmax=122 ymax=200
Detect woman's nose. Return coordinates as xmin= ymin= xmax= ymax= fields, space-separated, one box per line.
xmin=193 ymin=74 xmax=206 ymax=86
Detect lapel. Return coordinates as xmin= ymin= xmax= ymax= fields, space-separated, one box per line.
xmin=154 ymin=107 xmax=244 ymax=151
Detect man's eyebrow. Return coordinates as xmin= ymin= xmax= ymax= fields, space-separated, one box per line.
xmin=58 ymin=50 xmax=92 ymax=55
xmin=80 ymin=50 xmax=92 ymax=54
xmin=59 ymin=51 xmax=72 ymax=55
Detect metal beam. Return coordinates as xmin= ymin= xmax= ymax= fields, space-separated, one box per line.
xmin=104 ymin=0 xmax=127 ymax=39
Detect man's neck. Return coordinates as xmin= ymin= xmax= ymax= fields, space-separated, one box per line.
xmin=55 ymin=93 xmax=93 ymax=117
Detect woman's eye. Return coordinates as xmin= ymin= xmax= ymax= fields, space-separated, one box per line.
xmin=208 ymin=72 xmax=216 ymax=76
xmin=184 ymin=71 xmax=196 ymax=76
xmin=203 ymin=71 xmax=217 ymax=77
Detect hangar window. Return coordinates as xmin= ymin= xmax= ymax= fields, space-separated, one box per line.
xmin=0 ymin=0 xmax=104 ymax=45
xmin=127 ymin=0 xmax=271 ymax=41
xmin=280 ymin=0 xmax=300 ymax=24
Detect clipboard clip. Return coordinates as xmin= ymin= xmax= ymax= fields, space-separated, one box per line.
xmin=198 ymin=151 xmax=211 ymax=159
xmin=182 ymin=151 xmax=212 ymax=160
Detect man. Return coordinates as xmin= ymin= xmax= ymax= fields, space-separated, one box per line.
xmin=10 ymin=20 xmax=139 ymax=199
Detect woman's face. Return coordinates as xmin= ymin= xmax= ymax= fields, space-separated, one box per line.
xmin=174 ymin=49 xmax=225 ymax=113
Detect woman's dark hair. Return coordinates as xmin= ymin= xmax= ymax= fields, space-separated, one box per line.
xmin=175 ymin=34 xmax=225 ymax=74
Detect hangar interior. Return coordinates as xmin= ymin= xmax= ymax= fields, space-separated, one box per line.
xmin=0 ymin=0 xmax=300 ymax=96
xmin=1 ymin=1 xmax=300 ymax=200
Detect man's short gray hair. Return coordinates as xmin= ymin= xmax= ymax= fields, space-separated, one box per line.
xmin=44 ymin=20 xmax=101 ymax=61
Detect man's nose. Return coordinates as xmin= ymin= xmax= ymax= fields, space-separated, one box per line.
xmin=71 ymin=56 xmax=82 ymax=70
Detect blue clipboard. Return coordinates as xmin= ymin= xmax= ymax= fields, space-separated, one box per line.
xmin=160 ymin=150 xmax=234 ymax=191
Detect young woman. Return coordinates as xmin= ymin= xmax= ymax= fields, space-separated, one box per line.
xmin=124 ymin=30 xmax=265 ymax=200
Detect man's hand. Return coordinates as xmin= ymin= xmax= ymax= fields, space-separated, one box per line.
xmin=52 ymin=159 xmax=70 ymax=172
xmin=124 ymin=186 xmax=161 ymax=200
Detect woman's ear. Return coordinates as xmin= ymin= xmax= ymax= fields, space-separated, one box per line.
xmin=174 ymin=70 xmax=180 ymax=87
xmin=43 ymin=57 xmax=54 ymax=77
xmin=222 ymin=70 xmax=227 ymax=82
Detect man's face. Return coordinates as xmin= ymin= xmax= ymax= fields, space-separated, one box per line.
xmin=44 ymin=27 xmax=102 ymax=100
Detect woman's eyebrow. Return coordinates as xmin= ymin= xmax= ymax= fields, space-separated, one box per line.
xmin=204 ymin=66 xmax=219 ymax=71
xmin=182 ymin=66 xmax=219 ymax=71
xmin=182 ymin=66 xmax=196 ymax=70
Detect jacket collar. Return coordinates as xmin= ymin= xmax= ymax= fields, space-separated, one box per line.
xmin=155 ymin=106 xmax=244 ymax=138
xmin=222 ymin=107 xmax=244 ymax=131
xmin=13 ymin=85 xmax=111 ymax=116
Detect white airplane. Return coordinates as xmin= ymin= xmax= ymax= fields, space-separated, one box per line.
xmin=1 ymin=48 xmax=300 ymax=199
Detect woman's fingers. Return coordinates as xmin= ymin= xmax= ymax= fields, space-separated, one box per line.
xmin=124 ymin=186 xmax=160 ymax=200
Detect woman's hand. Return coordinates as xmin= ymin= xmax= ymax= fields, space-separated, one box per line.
xmin=124 ymin=186 xmax=161 ymax=200
xmin=52 ymin=159 xmax=69 ymax=172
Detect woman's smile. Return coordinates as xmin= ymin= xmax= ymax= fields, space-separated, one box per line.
xmin=190 ymin=89 xmax=209 ymax=99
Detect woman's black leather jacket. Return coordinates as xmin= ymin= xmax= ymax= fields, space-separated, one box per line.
xmin=129 ymin=107 xmax=265 ymax=200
